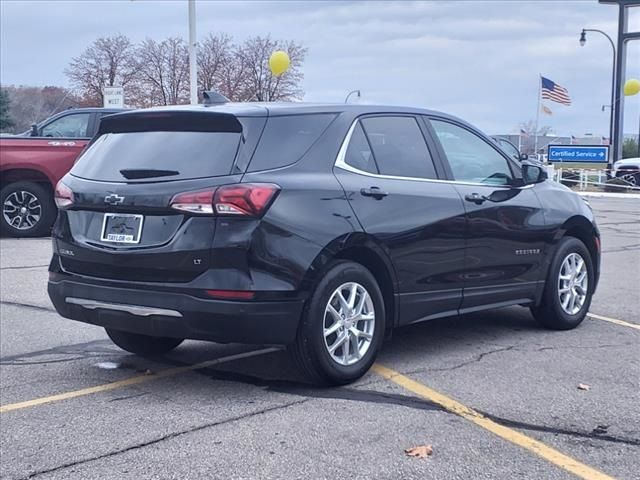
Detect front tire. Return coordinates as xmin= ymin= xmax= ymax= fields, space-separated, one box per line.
xmin=0 ymin=181 xmax=56 ymax=237
xmin=531 ymin=237 xmax=594 ymax=330
xmin=105 ymin=328 xmax=184 ymax=356
xmin=290 ymin=261 xmax=385 ymax=385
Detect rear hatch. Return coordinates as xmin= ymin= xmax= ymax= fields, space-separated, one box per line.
xmin=55 ymin=109 xmax=266 ymax=283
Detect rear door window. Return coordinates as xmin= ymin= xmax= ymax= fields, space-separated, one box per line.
xmin=41 ymin=113 xmax=91 ymax=138
xmin=344 ymin=123 xmax=377 ymax=174
xmin=71 ymin=131 xmax=241 ymax=182
xmin=247 ymin=114 xmax=336 ymax=172
xmin=360 ymin=116 xmax=437 ymax=179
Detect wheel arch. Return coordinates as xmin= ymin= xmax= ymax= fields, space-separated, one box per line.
xmin=559 ymin=215 xmax=600 ymax=287
xmin=0 ymin=168 xmax=54 ymax=191
xmin=301 ymin=233 xmax=399 ymax=331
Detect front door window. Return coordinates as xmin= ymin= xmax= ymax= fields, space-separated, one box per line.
xmin=430 ymin=120 xmax=514 ymax=186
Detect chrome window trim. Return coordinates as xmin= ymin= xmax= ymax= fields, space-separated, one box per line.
xmin=334 ymin=118 xmax=533 ymax=189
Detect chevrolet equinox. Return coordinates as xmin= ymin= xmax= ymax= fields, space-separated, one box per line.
xmin=48 ymin=103 xmax=600 ymax=385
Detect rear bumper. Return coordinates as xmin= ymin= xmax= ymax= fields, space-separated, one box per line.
xmin=48 ymin=277 xmax=304 ymax=345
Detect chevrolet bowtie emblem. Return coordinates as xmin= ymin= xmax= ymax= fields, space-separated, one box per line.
xmin=104 ymin=193 xmax=125 ymax=205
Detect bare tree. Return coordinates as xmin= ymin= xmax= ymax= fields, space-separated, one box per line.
xmin=197 ymin=33 xmax=232 ymax=94
xmin=2 ymin=85 xmax=81 ymax=133
xmin=520 ymin=120 xmax=552 ymax=137
xmin=65 ymin=35 xmax=138 ymax=106
xmin=217 ymin=52 xmax=249 ymax=101
xmin=134 ymin=37 xmax=190 ymax=106
xmin=519 ymin=120 xmax=553 ymax=154
xmin=236 ymin=36 xmax=306 ymax=102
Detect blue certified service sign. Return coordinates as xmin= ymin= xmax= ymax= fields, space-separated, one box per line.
xmin=548 ymin=145 xmax=608 ymax=163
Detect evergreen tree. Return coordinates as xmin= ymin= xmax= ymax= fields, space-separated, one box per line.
xmin=0 ymin=88 xmax=14 ymax=131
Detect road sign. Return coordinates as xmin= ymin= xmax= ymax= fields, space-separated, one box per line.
xmin=547 ymin=145 xmax=609 ymax=164
xmin=103 ymin=86 xmax=124 ymax=108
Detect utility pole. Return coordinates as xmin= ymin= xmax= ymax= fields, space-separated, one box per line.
xmin=598 ymin=0 xmax=640 ymax=165
xmin=188 ymin=0 xmax=198 ymax=105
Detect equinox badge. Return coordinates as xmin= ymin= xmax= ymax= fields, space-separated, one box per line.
xmin=104 ymin=193 xmax=125 ymax=205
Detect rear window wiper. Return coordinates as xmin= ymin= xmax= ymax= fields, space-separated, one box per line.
xmin=119 ymin=169 xmax=180 ymax=179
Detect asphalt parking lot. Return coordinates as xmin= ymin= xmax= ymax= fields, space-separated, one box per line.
xmin=0 ymin=196 xmax=638 ymax=480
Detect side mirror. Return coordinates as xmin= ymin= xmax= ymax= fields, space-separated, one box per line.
xmin=30 ymin=123 xmax=39 ymax=137
xmin=521 ymin=161 xmax=547 ymax=185
xmin=519 ymin=153 xmax=528 ymax=161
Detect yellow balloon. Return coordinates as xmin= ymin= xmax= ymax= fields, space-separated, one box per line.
xmin=624 ymin=78 xmax=640 ymax=96
xmin=269 ymin=50 xmax=290 ymax=76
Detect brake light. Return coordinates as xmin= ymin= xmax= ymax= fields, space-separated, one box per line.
xmin=54 ymin=181 xmax=74 ymax=208
xmin=170 ymin=183 xmax=279 ymax=217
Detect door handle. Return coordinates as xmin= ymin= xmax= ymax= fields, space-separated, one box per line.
xmin=464 ymin=192 xmax=487 ymax=205
xmin=360 ymin=187 xmax=388 ymax=200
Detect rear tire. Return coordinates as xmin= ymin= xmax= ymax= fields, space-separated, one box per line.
xmin=289 ymin=260 xmax=385 ymax=386
xmin=105 ymin=328 xmax=183 ymax=356
xmin=531 ymin=237 xmax=594 ymax=330
xmin=0 ymin=181 xmax=56 ymax=237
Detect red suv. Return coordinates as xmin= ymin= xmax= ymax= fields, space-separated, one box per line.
xmin=0 ymin=107 xmax=123 ymax=237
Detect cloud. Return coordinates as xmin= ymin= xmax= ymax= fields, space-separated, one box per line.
xmin=1 ymin=0 xmax=638 ymax=136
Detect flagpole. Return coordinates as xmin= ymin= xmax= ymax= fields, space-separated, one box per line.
xmin=518 ymin=131 xmax=522 ymax=151
xmin=534 ymin=74 xmax=541 ymax=159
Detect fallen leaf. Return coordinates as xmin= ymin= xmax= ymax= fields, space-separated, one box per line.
xmin=405 ymin=445 xmax=433 ymax=458
xmin=592 ymin=425 xmax=609 ymax=435
xmin=577 ymin=383 xmax=590 ymax=391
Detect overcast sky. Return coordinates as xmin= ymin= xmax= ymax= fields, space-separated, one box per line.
xmin=1 ymin=0 xmax=639 ymax=136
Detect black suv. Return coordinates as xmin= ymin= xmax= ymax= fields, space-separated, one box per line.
xmin=48 ymin=103 xmax=600 ymax=385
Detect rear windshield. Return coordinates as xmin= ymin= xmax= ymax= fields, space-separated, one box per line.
xmin=71 ymin=131 xmax=241 ymax=182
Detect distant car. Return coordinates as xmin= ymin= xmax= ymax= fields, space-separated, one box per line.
xmin=48 ymin=102 xmax=600 ymax=385
xmin=612 ymin=157 xmax=640 ymax=186
xmin=492 ymin=136 xmax=528 ymax=163
xmin=0 ymin=107 xmax=125 ymax=236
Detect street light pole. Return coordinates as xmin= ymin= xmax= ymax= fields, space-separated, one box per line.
xmin=345 ymin=90 xmax=361 ymax=104
xmin=580 ymin=28 xmax=616 ymax=169
xmin=188 ymin=0 xmax=198 ymax=105
xmin=598 ymin=0 xmax=640 ymax=165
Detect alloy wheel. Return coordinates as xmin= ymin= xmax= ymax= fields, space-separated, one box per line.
xmin=2 ymin=191 xmax=42 ymax=231
xmin=621 ymin=173 xmax=638 ymax=186
xmin=557 ymin=252 xmax=589 ymax=315
xmin=323 ymin=282 xmax=375 ymax=366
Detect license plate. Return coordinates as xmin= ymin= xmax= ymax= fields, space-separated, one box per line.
xmin=100 ymin=213 xmax=144 ymax=244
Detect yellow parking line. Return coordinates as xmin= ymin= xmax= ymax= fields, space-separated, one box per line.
xmin=588 ymin=313 xmax=640 ymax=331
xmin=0 ymin=348 xmax=279 ymax=414
xmin=372 ymin=364 xmax=615 ymax=480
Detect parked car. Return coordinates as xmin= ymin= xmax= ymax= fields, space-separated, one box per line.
xmin=492 ymin=136 xmax=528 ymax=163
xmin=47 ymin=103 xmax=600 ymax=385
xmin=612 ymin=157 xmax=640 ymax=186
xmin=0 ymin=107 xmax=124 ymax=236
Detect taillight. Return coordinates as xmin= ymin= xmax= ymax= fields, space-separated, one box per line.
xmin=170 ymin=189 xmax=215 ymax=214
xmin=170 ymin=183 xmax=279 ymax=217
xmin=54 ymin=181 xmax=73 ymax=208
xmin=214 ymin=184 xmax=279 ymax=216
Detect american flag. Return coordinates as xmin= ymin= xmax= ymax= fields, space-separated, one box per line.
xmin=541 ymin=77 xmax=571 ymax=106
